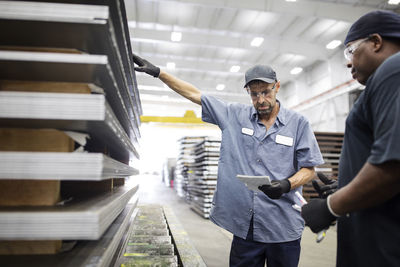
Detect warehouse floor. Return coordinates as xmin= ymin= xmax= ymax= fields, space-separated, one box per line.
xmin=134 ymin=174 xmax=337 ymax=267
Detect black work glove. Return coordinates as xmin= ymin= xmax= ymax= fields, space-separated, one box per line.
xmin=312 ymin=172 xmax=338 ymax=199
xmin=258 ymin=179 xmax=291 ymax=199
xmin=132 ymin=53 xmax=160 ymax=78
xmin=301 ymin=198 xmax=337 ymax=233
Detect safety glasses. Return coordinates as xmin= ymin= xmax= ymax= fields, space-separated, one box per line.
xmin=344 ymin=37 xmax=370 ymax=61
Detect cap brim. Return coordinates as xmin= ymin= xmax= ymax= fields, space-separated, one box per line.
xmin=244 ymin=77 xmax=276 ymax=88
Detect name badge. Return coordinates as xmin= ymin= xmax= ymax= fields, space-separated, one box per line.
xmin=241 ymin=127 xmax=254 ymax=136
xmin=275 ymin=134 xmax=293 ymax=146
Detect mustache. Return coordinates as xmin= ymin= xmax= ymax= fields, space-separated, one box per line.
xmin=256 ymin=103 xmax=270 ymax=108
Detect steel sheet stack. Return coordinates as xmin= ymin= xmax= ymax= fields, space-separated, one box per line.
xmin=0 ymin=0 xmax=141 ymax=266
xmin=189 ymin=137 xmax=221 ymax=218
xmin=116 ymin=205 xmax=178 ymax=267
xmin=175 ymin=136 xmax=204 ymax=201
xmin=303 ymin=132 xmax=344 ymax=200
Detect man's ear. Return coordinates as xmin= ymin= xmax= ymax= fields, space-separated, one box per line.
xmin=369 ymin=33 xmax=384 ymax=52
xmin=275 ymin=80 xmax=281 ymax=94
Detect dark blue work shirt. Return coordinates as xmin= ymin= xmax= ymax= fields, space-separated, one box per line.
xmin=201 ymin=95 xmax=324 ymax=243
xmin=337 ymin=52 xmax=400 ymax=267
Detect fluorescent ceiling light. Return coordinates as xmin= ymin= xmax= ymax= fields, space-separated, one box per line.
xmin=326 ymin=40 xmax=342 ymax=49
xmin=216 ymin=84 xmax=225 ymax=91
xmin=171 ymin=32 xmax=182 ymax=42
xmin=166 ymin=62 xmax=176 ymax=69
xmin=230 ymin=65 xmax=240 ymax=72
xmin=286 ymin=0 xmax=297 ymax=2
xmin=290 ymin=67 xmax=303 ymax=75
xmin=251 ymin=37 xmax=264 ymax=47
xmin=388 ymin=0 xmax=400 ymax=4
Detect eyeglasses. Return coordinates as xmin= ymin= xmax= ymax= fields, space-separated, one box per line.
xmin=247 ymin=83 xmax=276 ymax=99
xmin=344 ymin=37 xmax=369 ymax=61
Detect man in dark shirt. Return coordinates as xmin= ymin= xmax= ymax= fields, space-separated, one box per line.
xmin=301 ymin=10 xmax=400 ymax=267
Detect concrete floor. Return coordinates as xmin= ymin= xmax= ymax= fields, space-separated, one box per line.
xmin=134 ymin=174 xmax=337 ymax=267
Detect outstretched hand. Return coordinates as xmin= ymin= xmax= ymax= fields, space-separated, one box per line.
xmin=132 ymin=53 xmax=160 ymax=78
xmin=312 ymin=172 xmax=338 ymax=199
xmin=301 ymin=198 xmax=337 ymax=233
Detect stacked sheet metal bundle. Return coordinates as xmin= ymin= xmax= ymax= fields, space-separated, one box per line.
xmin=303 ymin=131 xmax=344 ymax=200
xmin=0 ymin=205 xmax=137 ymax=267
xmin=0 ymin=0 xmax=141 ymax=265
xmin=175 ymin=136 xmax=205 ymax=201
xmin=117 ymin=205 xmax=178 ymax=267
xmin=188 ymin=137 xmax=221 ymax=218
xmin=0 ymin=185 xmax=139 ymax=240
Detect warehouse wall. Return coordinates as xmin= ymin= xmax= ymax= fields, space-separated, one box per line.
xmin=279 ymin=52 xmax=359 ymax=132
xmin=132 ymin=123 xmax=220 ymax=173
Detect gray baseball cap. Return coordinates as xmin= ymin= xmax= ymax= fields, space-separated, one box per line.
xmin=244 ymin=65 xmax=277 ymax=88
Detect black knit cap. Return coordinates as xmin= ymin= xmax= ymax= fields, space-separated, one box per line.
xmin=344 ymin=10 xmax=400 ymax=45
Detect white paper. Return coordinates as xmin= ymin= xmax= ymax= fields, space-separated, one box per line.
xmin=236 ymin=174 xmax=271 ymax=191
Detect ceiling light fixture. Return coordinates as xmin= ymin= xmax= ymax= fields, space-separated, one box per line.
xmin=290 ymin=67 xmax=303 ymax=75
xmin=326 ymin=40 xmax=342 ymax=49
xmin=216 ymin=84 xmax=225 ymax=91
xmin=251 ymin=37 xmax=264 ymax=47
xmin=171 ymin=32 xmax=182 ymax=42
xmin=166 ymin=62 xmax=176 ymax=69
xmin=230 ymin=65 xmax=240 ymax=72
xmin=388 ymin=0 xmax=400 ymax=4
xmin=285 ymin=0 xmax=297 ymax=2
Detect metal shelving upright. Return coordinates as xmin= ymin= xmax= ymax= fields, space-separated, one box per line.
xmin=0 ymin=0 xmax=142 ymax=265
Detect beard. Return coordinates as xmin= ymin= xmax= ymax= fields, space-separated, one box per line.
xmin=256 ymin=103 xmax=273 ymax=115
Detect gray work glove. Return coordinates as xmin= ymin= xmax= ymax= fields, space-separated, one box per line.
xmin=132 ymin=53 xmax=160 ymax=78
xmin=258 ymin=179 xmax=291 ymax=199
xmin=312 ymin=172 xmax=338 ymax=199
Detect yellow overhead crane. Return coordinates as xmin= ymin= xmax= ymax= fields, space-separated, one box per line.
xmin=140 ymin=110 xmax=205 ymax=124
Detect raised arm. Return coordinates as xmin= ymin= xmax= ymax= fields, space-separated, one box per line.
xmin=132 ymin=53 xmax=202 ymax=105
xmin=159 ymin=70 xmax=201 ymax=105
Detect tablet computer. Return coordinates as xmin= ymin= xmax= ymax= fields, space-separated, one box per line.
xmin=236 ymin=174 xmax=271 ymax=191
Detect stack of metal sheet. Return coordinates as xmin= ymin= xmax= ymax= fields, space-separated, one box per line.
xmin=0 ymin=205 xmax=137 ymax=267
xmin=0 ymin=152 xmax=138 ymax=180
xmin=175 ymin=136 xmax=205 ymax=201
xmin=188 ymin=137 xmax=221 ymax=218
xmin=116 ymin=205 xmax=178 ymax=267
xmin=304 ymin=132 xmax=344 ymax=200
xmin=0 ymin=185 xmax=139 ymax=240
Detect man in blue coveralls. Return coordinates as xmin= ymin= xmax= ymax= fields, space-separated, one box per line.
xmin=301 ymin=10 xmax=400 ymax=267
xmin=133 ymin=54 xmax=324 ymax=266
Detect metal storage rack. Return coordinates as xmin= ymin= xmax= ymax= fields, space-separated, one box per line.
xmin=0 ymin=0 xmax=142 ymax=265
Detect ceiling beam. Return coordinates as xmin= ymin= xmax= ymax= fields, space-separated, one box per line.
xmin=129 ymin=26 xmax=327 ymax=61
xmin=142 ymin=0 xmax=385 ymax=23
